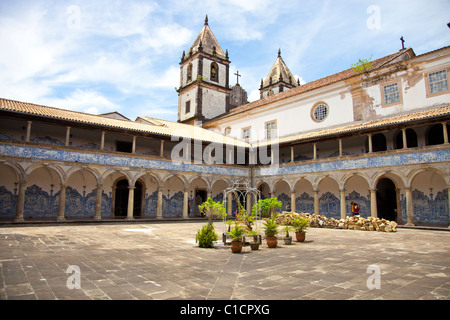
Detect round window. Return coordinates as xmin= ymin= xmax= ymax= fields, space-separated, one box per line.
xmin=312 ymin=103 xmax=329 ymax=122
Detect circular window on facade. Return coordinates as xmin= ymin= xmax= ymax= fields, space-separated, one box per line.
xmin=312 ymin=103 xmax=329 ymax=122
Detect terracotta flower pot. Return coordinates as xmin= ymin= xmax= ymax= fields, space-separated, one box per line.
xmin=295 ymin=232 xmax=306 ymax=242
xmin=266 ymin=236 xmax=278 ymax=248
xmin=284 ymin=237 xmax=292 ymax=245
xmin=231 ymin=240 xmax=243 ymax=253
xmin=250 ymin=242 xmax=260 ymax=250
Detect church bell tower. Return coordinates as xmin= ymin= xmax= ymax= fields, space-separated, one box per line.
xmin=177 ymin=16 xmax=231 ymax=124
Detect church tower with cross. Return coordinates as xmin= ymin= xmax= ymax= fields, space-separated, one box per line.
xmin=177 ymin=16 xmax=231 ymax=124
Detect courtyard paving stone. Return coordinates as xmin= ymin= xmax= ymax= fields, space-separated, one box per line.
xmin=0 ymin=221 xmax=449 ymax=301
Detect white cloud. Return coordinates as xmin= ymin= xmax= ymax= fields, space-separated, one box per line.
xmin=42 ymin=89 xmax=120 ymax=114
xmin=1 ymin=0 xmax=449 ymax=123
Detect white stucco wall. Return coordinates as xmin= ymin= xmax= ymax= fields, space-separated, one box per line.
xmin=179 ymin=87 xmax=198 ymax=121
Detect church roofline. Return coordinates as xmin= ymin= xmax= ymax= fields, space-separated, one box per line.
xmin=204 ymin=47 xmax=421 ymax=124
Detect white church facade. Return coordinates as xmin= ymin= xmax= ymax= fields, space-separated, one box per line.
xmin=0 ymin=18 xmax=449 ymax=227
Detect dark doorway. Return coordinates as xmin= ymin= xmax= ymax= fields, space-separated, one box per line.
xmin=114 ymin=179 xmax=129 ymax=217
xmin=376 ymin=178 xmax=397 ymax=221
xmin=114 ymin=180 xmax=144 ymax=218
xmin=194 ymin=190 xmax=207 ymax=216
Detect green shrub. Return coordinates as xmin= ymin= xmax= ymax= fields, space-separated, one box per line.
xmin=196 ymin=223 xmax=218 ymax=248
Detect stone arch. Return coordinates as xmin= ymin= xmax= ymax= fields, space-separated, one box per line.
xmin=273 ymin=179 xmax=291 ymax=212
xmin=372 ymin=171 xmax=406 ymax=224
xmin=137 ymin=171 xmax=161 ymax=218
xmin=211 ymin=179 xmax=229 ymax=203
xmin=343 ymin=173 xmax=371 ymax=218
xmin=371 ymin=170 xmax=406 ymax=190
xmin=256 ymin=180 xmax=271 ymax=199
xmin=23 ymin=165 xmax=63 ymax=220
xmin=317 ymin=176 xmax=340 ymax=219
xmin=103 ymin=171 xmax=131 ymax=218
xmin=410 ymin=168 xmax=449 ymax=226
xmin=66 ymin=168 xmax=99 ymax=219
xmin=0 ymin=162 xmax=22 ymax=220
xmin=25 ymin=163 xmax=65 ymax=185
xmin=294 ymin=178 xmax=314 ymax=214
xmin=163 ymin=175 xmax=185 ymax=218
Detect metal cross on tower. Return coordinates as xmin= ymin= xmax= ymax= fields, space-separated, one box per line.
xmin=234 ymin=71 xmax=241 ymax=85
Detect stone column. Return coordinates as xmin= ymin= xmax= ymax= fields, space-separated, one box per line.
xmin=160 ymin=140 xmax=165 ymax=157
xmin=100 ymin=131 xmax=106 ymax=150
xmin=442 ymin=122 xmax=448 ymax=144
xmin=157 ymin=187 xmax=163 ymax=219
xmin=290 ymin=147 xmax=294 ymax=163
xmin=57 ymin=184 xmax=67 ymax=221
xmin=395 ymin=188 xmax=402 ymax=224
xmin=94 ymin=184 xmax=103 ymax=220
xmin=14 ymin=181 xmax=26 ymax=222
xmin=132 ymin=136 xmax=136 ymax=154
xmin=447 ymin=188 xmax=450 ymax=229
xmin=314 ymin=190 xmax=320 ymax=215
xmin=370 ymin=189 xmax=377 ymax=218
xmin=25 ymin=121 xmax=32 ymax=142
xmin=291 ymin=191 xmax=296 ymax=213
xmin=183 ymin=188 xmax=189 ymax=219
xmin=127 ymin=186 xmax=135 ymax=220
xmin=227 ymin=193 xmax=233 ymax=218
xmin=338 ymin=139 xmax=343 ymax=157
xmin=65 ymin=126 xmax=71 ymax=147
xmin=246 ymin=193 xmax=251 ymax=214
xmin=405 ymin=188 xmax=415 ymax=226
xmin=340 ymin=189 xmax=346 ymax=219
xmin=313 ymin=143 xmax=317 ymax=160
xmin=402 ymin=128 xmax=407 ymax=149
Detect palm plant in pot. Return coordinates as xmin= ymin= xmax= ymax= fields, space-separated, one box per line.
xmin=228 ymin=224 xmax=246 ymax=253
xmin=292 ymin=217 xmax=310 ymax=242
xmin=263 ymin=214 xmax=279 ymax=248
xmin=247 ymin=229 xmax=261 ymax=250
xmin=281 ymin=225 xmax=294 ymax=245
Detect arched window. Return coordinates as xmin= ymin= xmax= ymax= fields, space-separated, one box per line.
xmin=187 ymin=63 xmax=193 ymax=82
xmin=365 ymin=133 xmax=387 ymax=153
xmin=394 ymin=129 xmax=418 ymax=149
xmin=210 ymin=62 xmax=218 ymax=82
xmin=426 ymin=124 xmax=449 ymax=146
xmin=372 ymin=133 xmax=387 ymax=152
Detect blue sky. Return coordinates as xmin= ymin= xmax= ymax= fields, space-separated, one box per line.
xmin=0 ymin=0 xmax=449 ymax=122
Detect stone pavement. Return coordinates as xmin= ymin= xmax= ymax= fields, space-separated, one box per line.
xmin=0 ymin=221 xmax=449 ymax=300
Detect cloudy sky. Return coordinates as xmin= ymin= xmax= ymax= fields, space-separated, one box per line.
xmin=0 ymin=0 xmax=449 ymax=122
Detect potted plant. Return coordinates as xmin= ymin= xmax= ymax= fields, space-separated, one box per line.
xmin=247 ymin=229 xmax=261 ymax=250
xmin=228 ymin=225 xmax=246 ymax=253
xmin=254 ymin=198 xmax=282 ymax=218
xmin=292 ymin=217 xmax=310 ymax=242
xmin=281 ymin=225 xmax=294 ymax=245
xmin=263 ymin=214 xmax=279 ymax=248
xmin=196 ymin=223 xmax=218 ymax=248
xmin=225 ymin=219 xmax=234 ymax=232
